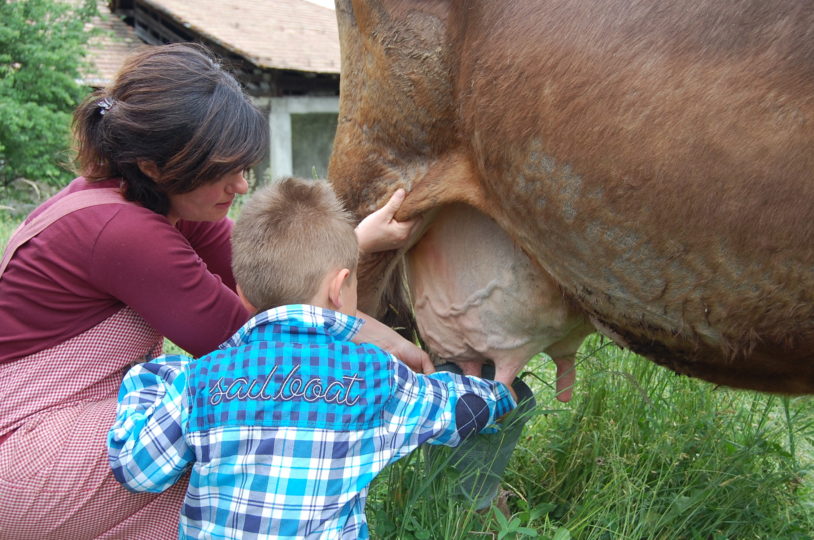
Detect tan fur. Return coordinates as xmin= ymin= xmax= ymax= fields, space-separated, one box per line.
xmin=329 ymin=0 xmax=814 ymax=394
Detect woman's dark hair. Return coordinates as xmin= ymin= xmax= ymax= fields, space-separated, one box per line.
xmin=73 ymin=43 xmax=268 ymax=214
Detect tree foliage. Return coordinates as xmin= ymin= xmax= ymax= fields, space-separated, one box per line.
xmin=0 ymin=0 xmax=99 ymax=187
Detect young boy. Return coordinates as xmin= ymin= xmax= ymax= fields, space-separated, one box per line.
xmin=107 ymin=177 xmax=517 ymax=539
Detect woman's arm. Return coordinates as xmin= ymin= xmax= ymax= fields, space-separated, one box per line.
xmin=91 ymin=210 xmax=249 ymax=356
xmin=178 ymin=217 xmax=238 ymax=292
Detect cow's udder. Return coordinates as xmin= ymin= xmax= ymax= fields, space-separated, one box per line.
xmin=405 ymin=204 xmax=592 ymax=401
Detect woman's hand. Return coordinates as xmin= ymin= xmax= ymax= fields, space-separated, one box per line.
xmin=355 ymin=189 xmax=420 ymax=254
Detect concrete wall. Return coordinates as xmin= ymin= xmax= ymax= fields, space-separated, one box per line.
xmin=255 ymin=96 xmax=339 ymax=184
xmin=291 ymin=113 xmax=338 ymax=179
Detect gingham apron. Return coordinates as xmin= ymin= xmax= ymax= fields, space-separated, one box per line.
xmin=0 ymin=188 xmax=187 ymax=539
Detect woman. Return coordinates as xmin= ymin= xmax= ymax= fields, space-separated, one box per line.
xmin=0 ymin=43 xmax=428 ymax=539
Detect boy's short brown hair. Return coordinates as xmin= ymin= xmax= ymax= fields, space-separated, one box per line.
xmin=232 ymin=177 xmax=358 ymax=311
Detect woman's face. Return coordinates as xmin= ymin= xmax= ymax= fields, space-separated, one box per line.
xmin=166 ymin=169 xmax=249 ymax=224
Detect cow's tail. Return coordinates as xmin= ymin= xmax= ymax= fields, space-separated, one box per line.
xmin=380 ymin=259 xmax=426 ymax=352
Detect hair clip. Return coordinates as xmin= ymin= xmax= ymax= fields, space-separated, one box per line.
xmin=97 ymin=97 xmax=115 ymax=116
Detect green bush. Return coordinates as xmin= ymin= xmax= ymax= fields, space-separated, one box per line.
xmin=0 ymin=0 xmax=98 ymax=188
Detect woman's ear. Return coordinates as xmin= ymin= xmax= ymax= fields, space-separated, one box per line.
xmin=236 ymin=284 xmax=257 ymax=314
xmin=327 ymin=268 xmax=351 ymax=310
xmin=137 ymin=159 xmax=161 ymax=181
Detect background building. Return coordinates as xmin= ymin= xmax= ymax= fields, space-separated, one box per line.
xmin=86 ymin=0 xmax=341 ymax=184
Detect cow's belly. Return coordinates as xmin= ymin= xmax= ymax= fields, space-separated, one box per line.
xmin=406 ymin=204 xmax=591 ymax=398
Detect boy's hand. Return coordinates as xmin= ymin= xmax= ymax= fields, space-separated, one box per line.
xmin=392 ymin=340 xmax=435 ymax=375
xmin=355 ymin=189 xmax=421 ymax=253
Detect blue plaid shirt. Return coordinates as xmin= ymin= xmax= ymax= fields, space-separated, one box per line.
xmin=108 ymin=305 xmax=516 ymax=539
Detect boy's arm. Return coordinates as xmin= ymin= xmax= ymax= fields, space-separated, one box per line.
xmin=388 ymin=357 xmax=517 ymax=449
xmin=353 ymin=311 xmax=435 ymax=374
xmin=107 ymin=354 xmax=195 ymax=493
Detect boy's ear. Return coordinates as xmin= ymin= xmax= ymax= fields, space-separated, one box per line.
xmin=236 ymin=284 xmax=257 ymax=314
xmin=327 ymin=268 xmax=351 ymax=310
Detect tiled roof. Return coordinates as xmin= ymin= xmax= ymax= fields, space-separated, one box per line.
xmin=83 ymin=1 xmax=144 ymax=87
xmin=83 ymin=0 xmax=340 ymax=88
xmin=142 ymin=0 xmax=341 ymax=73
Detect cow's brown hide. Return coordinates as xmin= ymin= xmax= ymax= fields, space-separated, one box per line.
xmin=329 ymin=0 xmax=814 ymax=394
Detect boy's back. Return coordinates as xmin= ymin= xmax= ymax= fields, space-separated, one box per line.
xmin=109 ymin=304 xmax=515 ymax=539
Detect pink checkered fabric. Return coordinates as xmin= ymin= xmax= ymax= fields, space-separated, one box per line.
xmin=0 ymin=188 xmax=186 ymax=539
xmin=0 ymin=308 xmax=188 ymax=540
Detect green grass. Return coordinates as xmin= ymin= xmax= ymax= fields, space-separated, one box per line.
xmin=367 ymin=336 xmax=814 ymax=539
xmin=1 ymin=212 xmax=18 ymax=252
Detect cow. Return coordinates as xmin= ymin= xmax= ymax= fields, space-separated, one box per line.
xmin=328 ymin=0 xmax=814 ymax=399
